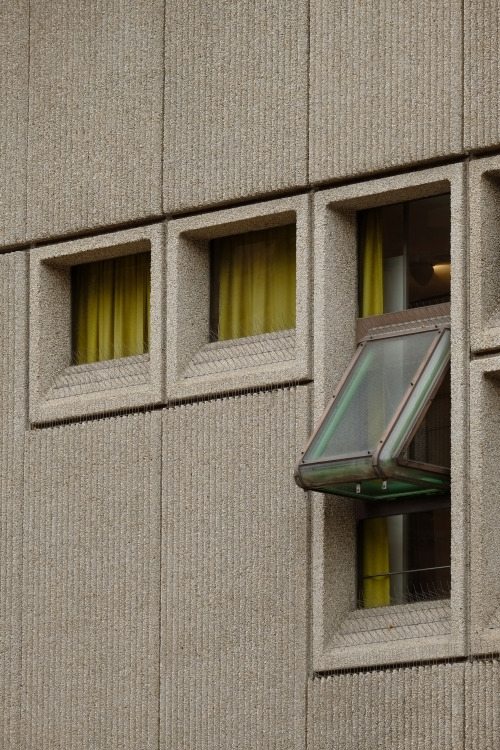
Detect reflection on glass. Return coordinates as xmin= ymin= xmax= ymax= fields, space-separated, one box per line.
xmin=358 ymin=505 xmax=451 ymax=608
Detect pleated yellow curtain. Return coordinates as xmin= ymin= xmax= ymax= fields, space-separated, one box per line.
xmin=361 ymin=518 xmax=391 ymax=608
xmin=72 ymin=252 xmax=150 ymax=365
xmin=360 ymin=208 xmax=390 ymax=607
xmin=213 ymin=225 xmax=296 ymax=341
xmin=361 ymin=209 xmax=384 ymax=317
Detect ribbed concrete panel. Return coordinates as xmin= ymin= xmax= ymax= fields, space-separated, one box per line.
xmin=0 ymin=252 xmax=28 ymax=750
xmin=464 ymin=1 xmax=500 ymax=149
xmin=0 ymin=1 xmax=28 ymax=248
xmin=27 ymin=0 xmax=163 ymax=242
xmin=164 ymin=0 xmax=308 ymax=213
xmin=310 ymin=0 xmax=462 ymax=183
xmin=464 ymin=660 xmax=500 ymax=750
xmin=308 ymin=662 xmax=465 ymax=750
xmin=162 ymin=386 xmax=309 ymax=750
xmin=22 ymin=413 xmax=161 ymax=750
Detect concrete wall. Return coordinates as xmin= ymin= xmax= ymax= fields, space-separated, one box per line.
xmin=26 ymin=0 xmax=164 ymax=241
xmin=0 ymin=2 xmax=29 ymax=249
xmin=2 ymin=1 xmax=500 ymax=748
xmin=22 ymin=413 xmax=162 ymax=750
xmin=0 ymin=253 xmax=28 ymax=750
xmin=163 ymin=0 xmax=309 ymax=213
xmin=161 ymin=387 xmax=309 ymax=750
xmin=309 ymin=0 xmax=463 ymax=183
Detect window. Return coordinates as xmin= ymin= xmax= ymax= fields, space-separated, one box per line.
xmin=298 ymin=192 xmax=453 ymax=612
xmin=29 ymin=225 xmax=164 ymax=424
xmin=209 ymin=224 xmax=296 ymax=341
xmin=71 ymin=252 xmax=151 ymax=365
xmin=165 ymin=194 xmax=311 ymax=401
xmin=295 ymin=321 xmax=451 ymax=500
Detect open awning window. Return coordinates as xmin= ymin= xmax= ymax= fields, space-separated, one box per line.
xmin=295 ymin=323 xmax=451 ymax=501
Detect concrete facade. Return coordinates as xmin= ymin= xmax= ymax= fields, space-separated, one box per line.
xmin=1 ymin=1 xmax=499 ymax=748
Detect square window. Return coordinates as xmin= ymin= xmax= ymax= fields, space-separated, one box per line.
xmin=166 ymin=195 xmax=311 ymax=400
xmin=29 ymin=225 xmax=165 ymax=423
xmin=71 ymin=252 xmax=151 ymax=365
xmin=209 ymin=224 xmax=296 ymax=341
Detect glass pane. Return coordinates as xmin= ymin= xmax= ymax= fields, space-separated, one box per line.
xmin=358 ymin=194 xmax=451 ymax=316
xmin=71 ymin=252 xmax=151 ymax=365
xmin=210 ymin=224 xmax=296 ymax=341
xmin=358 ymin=505 xmax=451 ymax=607
xmin=408 ymin=195 xmax=451 ymax=308
xmin=307 ymin=330 xmax=436 ymax=460
xmin=406 ymin=369 xmax=451 ymax=467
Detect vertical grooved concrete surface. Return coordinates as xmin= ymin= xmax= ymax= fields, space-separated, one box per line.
xmin=308 ymin=662 xmax=465 ymax=750
xmin=27 ymin=0 xmax=164 ymax=242
xmin=163 ymin=0 xmax=309 ymax=213
xmin=0 ymin=253 xmax=28 ymax=750
xmin=309 ymin=0 xmax=463 ymax=183
xmin=0 ymin=1 xmax=29 ymax=248
xmin=464 ymin=660 xmax=500 ymax=749
xmin=21 ymin=413 xmax=161 ymax=750
xmin=161 ymin=386 xmax=309 ymax=750
xmin=464 ymin=1 xmax=500 ymax=149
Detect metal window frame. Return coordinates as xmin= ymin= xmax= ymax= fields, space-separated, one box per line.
xmin=295 ymin=305 xmax=451 ymax=501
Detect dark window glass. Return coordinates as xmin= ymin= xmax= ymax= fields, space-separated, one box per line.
xmin=358 ymin=504 xmax=451 ymax=608
xmin=358 ymin=194 xmax=451 ymax=316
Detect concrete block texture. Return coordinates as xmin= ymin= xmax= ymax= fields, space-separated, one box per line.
xmin=464 ymin=1 xmax=500 ymax=150
xmin=27 ymin=0 xmax=164 ymax=243
xmin=464 ymin=660 xmax=500 ymax=750
xmin=0 ymin=252 xmax=28 ymax=750
xmin=21 ymin=412 xmax=161 ymax=750
xmin=163 ymin=0 xmax=308 ymax=213
xmin=308 ymin=662 xmax=465 ymax=750
xmin=0 ymin=0 xmax=29 ymax=248
xmin=161 ymin=386 xmax=310 ymax=750
xmin=309 ymin=0 xmax=463 ymax=183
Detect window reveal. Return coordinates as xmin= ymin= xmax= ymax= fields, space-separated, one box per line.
xmin=210 ymin=224 xmax=296 ymax=341
xmin=71 ymin=252 xmax=151 ymax=365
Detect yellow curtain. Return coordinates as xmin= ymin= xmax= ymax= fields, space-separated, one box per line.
xmin=362 ymin=517 xmax=391 ymax=608
xmin=361 ymin=209 xmax=384 ymax=317
xmin=72 ymin=252 xmax=150 ymax=365
xmin=360 ymin=209 xmax=390 ymax=607
xmin=213 ymin=225 xmax=296 ymax=340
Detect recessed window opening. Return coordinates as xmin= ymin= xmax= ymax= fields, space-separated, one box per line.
xmin=209 ymin=224 xmax=296 ymax=341
xmin=71 ymin=251 xmax=151 ymax=365
xmin=358 ymin=194 xmax=451 ymax=317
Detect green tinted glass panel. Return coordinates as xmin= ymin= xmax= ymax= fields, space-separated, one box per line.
xmin=307 ymin=330 xmax=436 ymax=460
